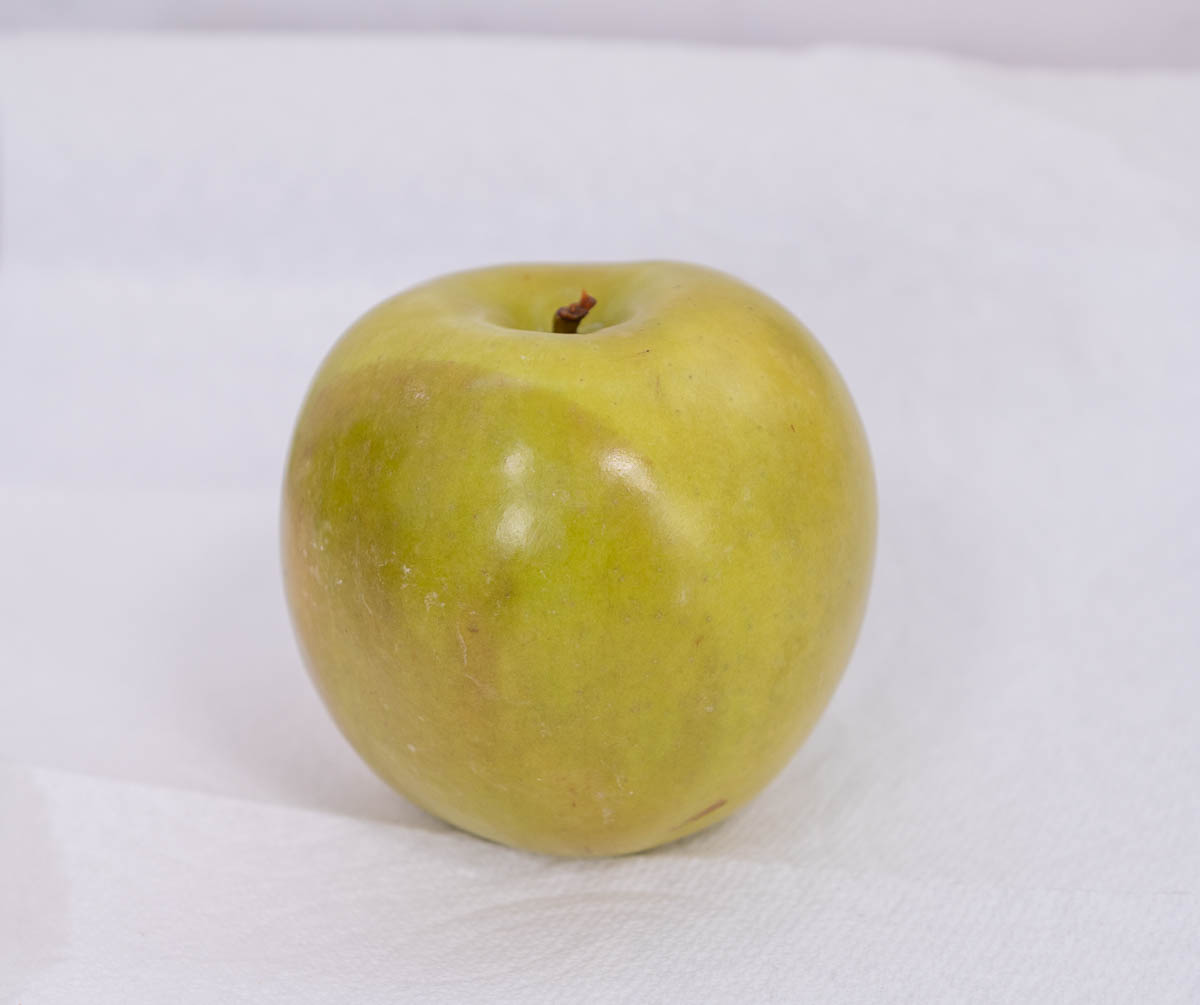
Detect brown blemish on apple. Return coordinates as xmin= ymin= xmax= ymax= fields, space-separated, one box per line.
xmin=672 ymin=798 xmax=726 ymax=830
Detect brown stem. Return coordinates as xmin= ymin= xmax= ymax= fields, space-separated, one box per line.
xmin=552 ymin=290 xmax=597 ymax=334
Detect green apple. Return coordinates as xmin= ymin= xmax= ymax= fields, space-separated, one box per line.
xmin=282 ymin=261 xmax=875 ymax=856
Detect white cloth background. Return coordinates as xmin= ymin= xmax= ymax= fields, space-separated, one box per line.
xmin=2 ymin=35 xmax=1198 ymax=1002
xmin=4 ymin=0 xmax=1200 ymax=68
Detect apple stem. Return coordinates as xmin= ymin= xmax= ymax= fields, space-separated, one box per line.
xmin=552 ymin=291 xmax=597 ymax=334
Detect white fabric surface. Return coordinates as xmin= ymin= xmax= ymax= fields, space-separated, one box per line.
xmin=2 ymin=35 xmax=1199 ymax=1002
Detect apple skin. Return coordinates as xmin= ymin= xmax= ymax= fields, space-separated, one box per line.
xmin=282 ymin=261 xmax=875 ymax=856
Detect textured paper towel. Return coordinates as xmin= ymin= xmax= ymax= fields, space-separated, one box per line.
xmin=1 ymin=35 xmax=1198 ymax=1002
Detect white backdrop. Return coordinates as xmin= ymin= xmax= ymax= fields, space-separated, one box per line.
xmin=3 ymin=33 xmax=1199 ymax=1002
xmin=3 ymin=0 xmax=1199 ymax=67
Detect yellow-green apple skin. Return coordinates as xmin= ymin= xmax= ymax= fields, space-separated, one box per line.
xmin=282 ymin=261 xmax=875 ymax=856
